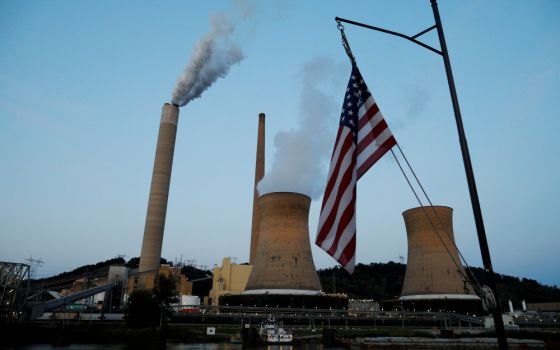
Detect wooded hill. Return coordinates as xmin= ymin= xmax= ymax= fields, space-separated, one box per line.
xmin=317 ymin=262 xmax=560 ymax=308
xmin=34 ymin=258 xmax=559 ymax=307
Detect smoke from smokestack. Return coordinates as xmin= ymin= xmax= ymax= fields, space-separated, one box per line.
xmin=258 ymin=58 xmax=344 ymax=199
xmin=171 ymin=1 xmax=254 ymax=106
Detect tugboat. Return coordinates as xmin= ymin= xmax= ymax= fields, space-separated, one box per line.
xmin=258 ymin=315 xmax=293 ymax=343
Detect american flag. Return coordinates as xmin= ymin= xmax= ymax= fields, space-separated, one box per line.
xmin=315 ymin=64 xmax=397 ymax=273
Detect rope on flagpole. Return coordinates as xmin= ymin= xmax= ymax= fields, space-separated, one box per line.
xmin=394 ymin=144 xmax=486 ymax=290
xmin=337 ymin=20 xmax=357 ymax=65
xmin=390 ymin=147 xmax=489 ymax=302
xmin=389 ymin=149 xmax=471 ymax=283
xmin=395 ymin=144 xmax=496 ymax=311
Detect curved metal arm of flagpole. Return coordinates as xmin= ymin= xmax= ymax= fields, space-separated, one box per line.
xmin=336 ymin=3 xmax=508 ymax=349
xmin=335 ymin=17 xmax=442 ymax=56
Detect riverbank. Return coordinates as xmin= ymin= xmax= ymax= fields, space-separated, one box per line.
xmin=2 ymin=322 xmax=560 ymax=348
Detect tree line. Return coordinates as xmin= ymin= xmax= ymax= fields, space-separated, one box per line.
xmin=34 ymin=258 xmax=559 ymax=307
xmin=317 ymin=262 xmax=560 ymax=307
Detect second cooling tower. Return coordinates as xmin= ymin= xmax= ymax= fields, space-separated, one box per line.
xmin=245 ymin=192 xmax=322 ymax=293
xmin=393 ymin=206 xmax=481 ymax=313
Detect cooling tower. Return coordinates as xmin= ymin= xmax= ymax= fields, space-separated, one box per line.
xmin=249 ymin=113 xmax=265 ymax=264
xmin=245 ymin=192 xmax=322 ymax=293
xmin=137 ymin=103 xmax=179 ymax=289
xmin=399 ymin=206 xmax=480 ymax=308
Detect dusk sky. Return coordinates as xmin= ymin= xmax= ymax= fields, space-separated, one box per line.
xmin=1 ymin=1 xmax=559 ymax=287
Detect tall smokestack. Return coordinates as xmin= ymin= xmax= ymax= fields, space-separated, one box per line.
xmin=249 ymin=113 xmax=265 ymax=264
xmin=138 ymin=103 xmax=179 ymax=289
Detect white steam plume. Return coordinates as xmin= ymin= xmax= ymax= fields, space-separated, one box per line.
xmin=258 ymin=58 xmax=344 ymax=199
xmin=171 ymin=5 xmax=251 ymax=107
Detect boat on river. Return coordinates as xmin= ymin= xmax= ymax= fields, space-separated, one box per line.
xmin=258 ymin=315 xmax=293 ymax=343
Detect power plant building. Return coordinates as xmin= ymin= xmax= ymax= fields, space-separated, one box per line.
xmin=127 ymin=264 xmax=192 ymax=297
xmin=208 ymin=257 xmax=252 ymax=305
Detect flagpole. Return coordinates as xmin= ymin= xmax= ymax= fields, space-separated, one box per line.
xmin=335 ymin=1 xmax=508 ymax=348
xmin=430 ymin=2 xmax=508 ymax=349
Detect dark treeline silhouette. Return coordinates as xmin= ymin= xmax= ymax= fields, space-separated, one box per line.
xmin=31 ymin=257 xmax=212 ymax=297
xmin=124 ymin=257 xmax=170 ymax=269
xmin=31 ymin=257 xmax=126 ymax=287
xmin=469 ymin=267 xmax=560 ymax=306
xmin=32 ymin=257 xmax=168 ymax=288
xmin=319 ymin=262 xmax=406 ymax=301
xmin=318 ymin=262 xmax=560 ymax=307
xmin=180 ymin=265 xmax=212 ymax=281
xmin=33 ymin=258 xmax=559 ymax=308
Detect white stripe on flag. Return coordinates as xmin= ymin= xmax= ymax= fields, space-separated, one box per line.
xmin=317 ymin=129 xmax=354 ymax=231
xmin=357 ymin=127 xmax=394 ymax=166
xmin=322 ymin=166 xmax=356 ymax=252
xmin=332 ymin=199 xmax=356 ymax=261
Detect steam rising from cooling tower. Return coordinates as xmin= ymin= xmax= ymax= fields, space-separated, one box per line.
xmin=258 ymin=58 xmax=343 ymax=199
xmin=171 ymin=2 xmax=253 ymax=106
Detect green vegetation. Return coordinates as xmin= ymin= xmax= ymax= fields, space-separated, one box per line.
xmin=470 ymin=267 xmax=560 ymax=306
xmin=319 ymin=262 xmax=406 ymax=300
xmin=124 ymin=289 xmax=161 ymax=328
xmin=33 ymin=257 xmax=126 ymax=286
xmin=37 ymin=257 xmax=559 ymax=308
xmin=318 ymin=262 xmax=560 ymax=307
xmin=125 ymin=256 xmax=170 ymax=269
xmin=180 ymin=264 xmax=212 ymax=280
xmin=124 ymin=274 xmax=178 ymax=328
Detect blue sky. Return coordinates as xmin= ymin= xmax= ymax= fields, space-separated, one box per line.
xmin=1 ymin=1 xmax=559 ymax=287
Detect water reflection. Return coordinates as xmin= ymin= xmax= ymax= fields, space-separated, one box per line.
xmin=9 ymin=343 xmax=345 ymax=350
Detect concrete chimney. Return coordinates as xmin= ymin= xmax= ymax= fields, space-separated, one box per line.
xmin=249 ymin=113 xmax=265 ymax=264
xmin=138 ymin=103 xmax=179 ymax=289
xmin=245 ymin=192 xmax=321 ymax=293
xmin=400 ymin=206 xmax=476 ymax=298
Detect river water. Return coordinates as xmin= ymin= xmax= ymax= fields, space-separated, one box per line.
xmin=6 ymin=344 xmax=345 ymax=350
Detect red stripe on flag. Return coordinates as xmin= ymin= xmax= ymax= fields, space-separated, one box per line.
xmin=356 ymin=119 xmax=390 ymax=154
xmin=337 ymin=234 xmax=356 ymax=267
xmin=357 ymin=136 xmax=397 ymax=178
xmin=316 ymin=144 xmax=355 ymax=245
xmin=329 ymin=127 xmax=343 ymax=162
xmin=326 ymin=189 xmax=355 ymax=255
xmin=358 ymin=102 xmax=380 ymax=129
xmin=320 ymin=129 xmax=352 ymax=213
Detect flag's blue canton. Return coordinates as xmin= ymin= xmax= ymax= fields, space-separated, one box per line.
xmin=340 ymin=65 xmax=371 ymax=142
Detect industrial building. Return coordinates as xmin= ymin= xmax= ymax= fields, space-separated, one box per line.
xmin=208 ymin=257 xmax=252 ymax=305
